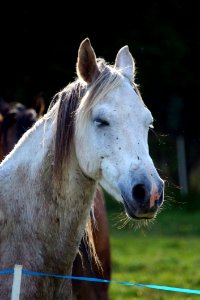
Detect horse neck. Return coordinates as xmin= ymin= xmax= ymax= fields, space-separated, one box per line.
xmin=0 ymin=112 xmax=97 ymax=272
xmin=1 ymin=111 xmax=97 ymax=216
xmin=54 ymin=145 xmax=97 ymax=251
xmin=44 ymin=143 xmax=97 ymax=272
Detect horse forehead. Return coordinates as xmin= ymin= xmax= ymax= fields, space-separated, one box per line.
xmin=103 ymin=81 xmax=144 ymax=114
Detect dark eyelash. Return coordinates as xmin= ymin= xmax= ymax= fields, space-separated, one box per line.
xmin=94 ymin=118 xmax=110 ymax=126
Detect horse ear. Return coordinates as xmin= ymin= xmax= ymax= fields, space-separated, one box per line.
xmin=114 ymin=46 xmax=136 ymax=81
xmin=0 ymin=113 xmax=4 ymax=123
xmin=76 ymin=38 xmax=100 ymax=83
xmin=0 ymin=97 xmax=9 ymax=116
xmin=31 ymin=92 xmax=45 ymax=118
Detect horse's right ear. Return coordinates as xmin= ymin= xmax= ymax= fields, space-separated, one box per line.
xmin=76 ymin=38 xmax=100 ymax=83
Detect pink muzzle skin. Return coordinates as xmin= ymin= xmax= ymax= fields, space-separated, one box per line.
xmin=150 ymin=183 xmax=162 ymax=208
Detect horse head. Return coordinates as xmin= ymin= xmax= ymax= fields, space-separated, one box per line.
xmin=0 ymin=94 xmax=45 ymax=158
xmin=75 ymin=38 xmax=164 ymax=220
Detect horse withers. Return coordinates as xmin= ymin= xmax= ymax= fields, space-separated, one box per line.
xmin=0 ymin=38 xmax=164 ymax=299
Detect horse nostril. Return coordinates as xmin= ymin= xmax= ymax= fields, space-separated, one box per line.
xmin=132 ymin=184 xmax=147 ymax=202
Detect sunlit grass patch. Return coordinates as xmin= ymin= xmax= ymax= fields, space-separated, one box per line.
xmin=107 ymin=208 xmax=200 ymax=300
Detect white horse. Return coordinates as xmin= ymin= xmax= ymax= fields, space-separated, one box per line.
xmin=0 ymin=38 xmax=164 ymax=299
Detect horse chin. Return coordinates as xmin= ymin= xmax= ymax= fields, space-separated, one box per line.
xmin=123 ymin=200 xmax=157 ymax=220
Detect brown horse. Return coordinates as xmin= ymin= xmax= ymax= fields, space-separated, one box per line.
xmin=0 ymin=99 xmax=39 ymax=160
xmin=0 ymin=95 xmax=111 ymax=300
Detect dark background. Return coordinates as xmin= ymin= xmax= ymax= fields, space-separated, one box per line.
xmin=0 ymin=1 xmax=199 ymax=201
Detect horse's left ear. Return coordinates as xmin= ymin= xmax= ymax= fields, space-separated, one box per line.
xmin=0 ymin=113 xmax=4 ymax=123
xmin=114 ymin=46 xmax=136 ymax=81
xmin=76 ymin=38 xmax=100 ymax=83
xmin=31 ymin=92 xmax=45 ymax=118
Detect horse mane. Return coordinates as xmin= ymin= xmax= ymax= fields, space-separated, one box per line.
xmin=53 ymin=58 xmax=123 ymax=183
xmin=48 ymin=58 xmax=122 ymax=270
xmin=52 ymin=80 xmax=86 ymax=182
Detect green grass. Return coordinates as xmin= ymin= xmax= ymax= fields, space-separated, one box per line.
xmin=106 ymin=203 xmax=200 ymax=300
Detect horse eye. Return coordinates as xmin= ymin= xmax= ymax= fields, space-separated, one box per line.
xmin=94 ymin=118 xmax=110 ymax=127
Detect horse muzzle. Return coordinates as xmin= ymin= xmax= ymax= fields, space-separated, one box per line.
xmin=121 ymin=179 xmax=164 ymax=220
